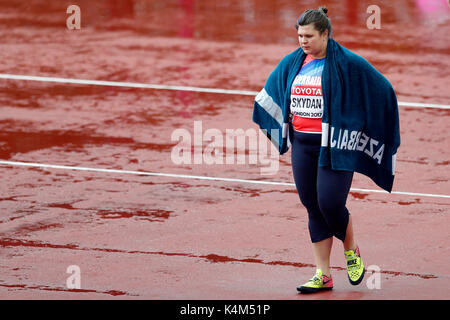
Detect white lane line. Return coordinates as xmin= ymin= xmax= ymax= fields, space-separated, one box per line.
xmin=0 ymin=74 xmax=449 ymax=110
xmin=0 ymin=74 xmax=257 ymax=96
xmin=0 ymin=160 xmax=449 ymax=199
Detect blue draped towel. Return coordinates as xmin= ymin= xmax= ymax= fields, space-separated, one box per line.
xmin=253 ymin=38 xmax=401 ymax=192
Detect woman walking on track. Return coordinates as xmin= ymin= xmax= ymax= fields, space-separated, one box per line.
xmin=252 ymin=7 xmax=400 ymax=293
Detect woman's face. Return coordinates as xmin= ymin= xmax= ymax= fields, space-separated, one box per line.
xmin=297 ymin=24 xmax=328 ymax=58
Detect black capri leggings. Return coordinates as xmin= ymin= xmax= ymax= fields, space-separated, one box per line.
xmin=291 ymin=130 xmax=353 ymax=243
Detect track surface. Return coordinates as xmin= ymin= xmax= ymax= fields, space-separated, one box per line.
xmin=0 ymin=0 xmax=449 ymax=299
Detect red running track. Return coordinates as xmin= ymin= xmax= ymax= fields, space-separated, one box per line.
xmin=0 ymin=0 xmax=449 ymax=299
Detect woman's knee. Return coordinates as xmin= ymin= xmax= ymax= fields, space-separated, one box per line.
xmin=317 ymin=195 xmax=346 ymax=216
xmin=317 ymin=197 xmax=349 ymax=241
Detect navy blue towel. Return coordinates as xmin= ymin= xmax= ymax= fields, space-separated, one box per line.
xmin=253 ymin=39 xmax=400 ymax=192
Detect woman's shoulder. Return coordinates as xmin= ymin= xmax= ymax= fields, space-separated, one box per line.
xmin=279 ymin=47 xmax=304 ymax=67
xmin=331 ymin=40 xmax=370 ymax=68
xmin=332 ymin=39 xmax=393 ymax=89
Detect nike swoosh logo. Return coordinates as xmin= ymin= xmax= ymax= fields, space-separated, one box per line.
xmin=347 ymin=259 xmax=357 ymax=265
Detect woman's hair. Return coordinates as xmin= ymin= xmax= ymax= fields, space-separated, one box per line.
xmin=296 ymin=6 xmax=332 ymax=38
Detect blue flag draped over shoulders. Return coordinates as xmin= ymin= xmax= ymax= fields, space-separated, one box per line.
xmin=253 ymin=39 xmax=401 ymax=192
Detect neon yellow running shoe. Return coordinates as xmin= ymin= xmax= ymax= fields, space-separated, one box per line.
xmin=297 ymin=269 xmax=333 ymax=294
xmin=345 ymin=246 xmax=365 ymax=285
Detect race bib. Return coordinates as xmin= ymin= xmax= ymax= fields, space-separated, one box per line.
xmin=290 ymin=82 xmax=323 ymax=119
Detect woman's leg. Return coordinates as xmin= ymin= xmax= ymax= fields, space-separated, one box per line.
xmin=313 ymin=167 xmax=356 ymax=276
xmin=316 ymin=166 xmax=365 ymax=285
xmin=312 ymin=237 xmax=333 ymax=277
xmin=291 ymin=131 xmax=333 ymax=276
xmin=316 ymin=166 xmax=354 ymax=243
xmin=291 ymin=132 xmax=333 ymax=244
xmin=343 ymin=215 xmax=356 ymax=251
